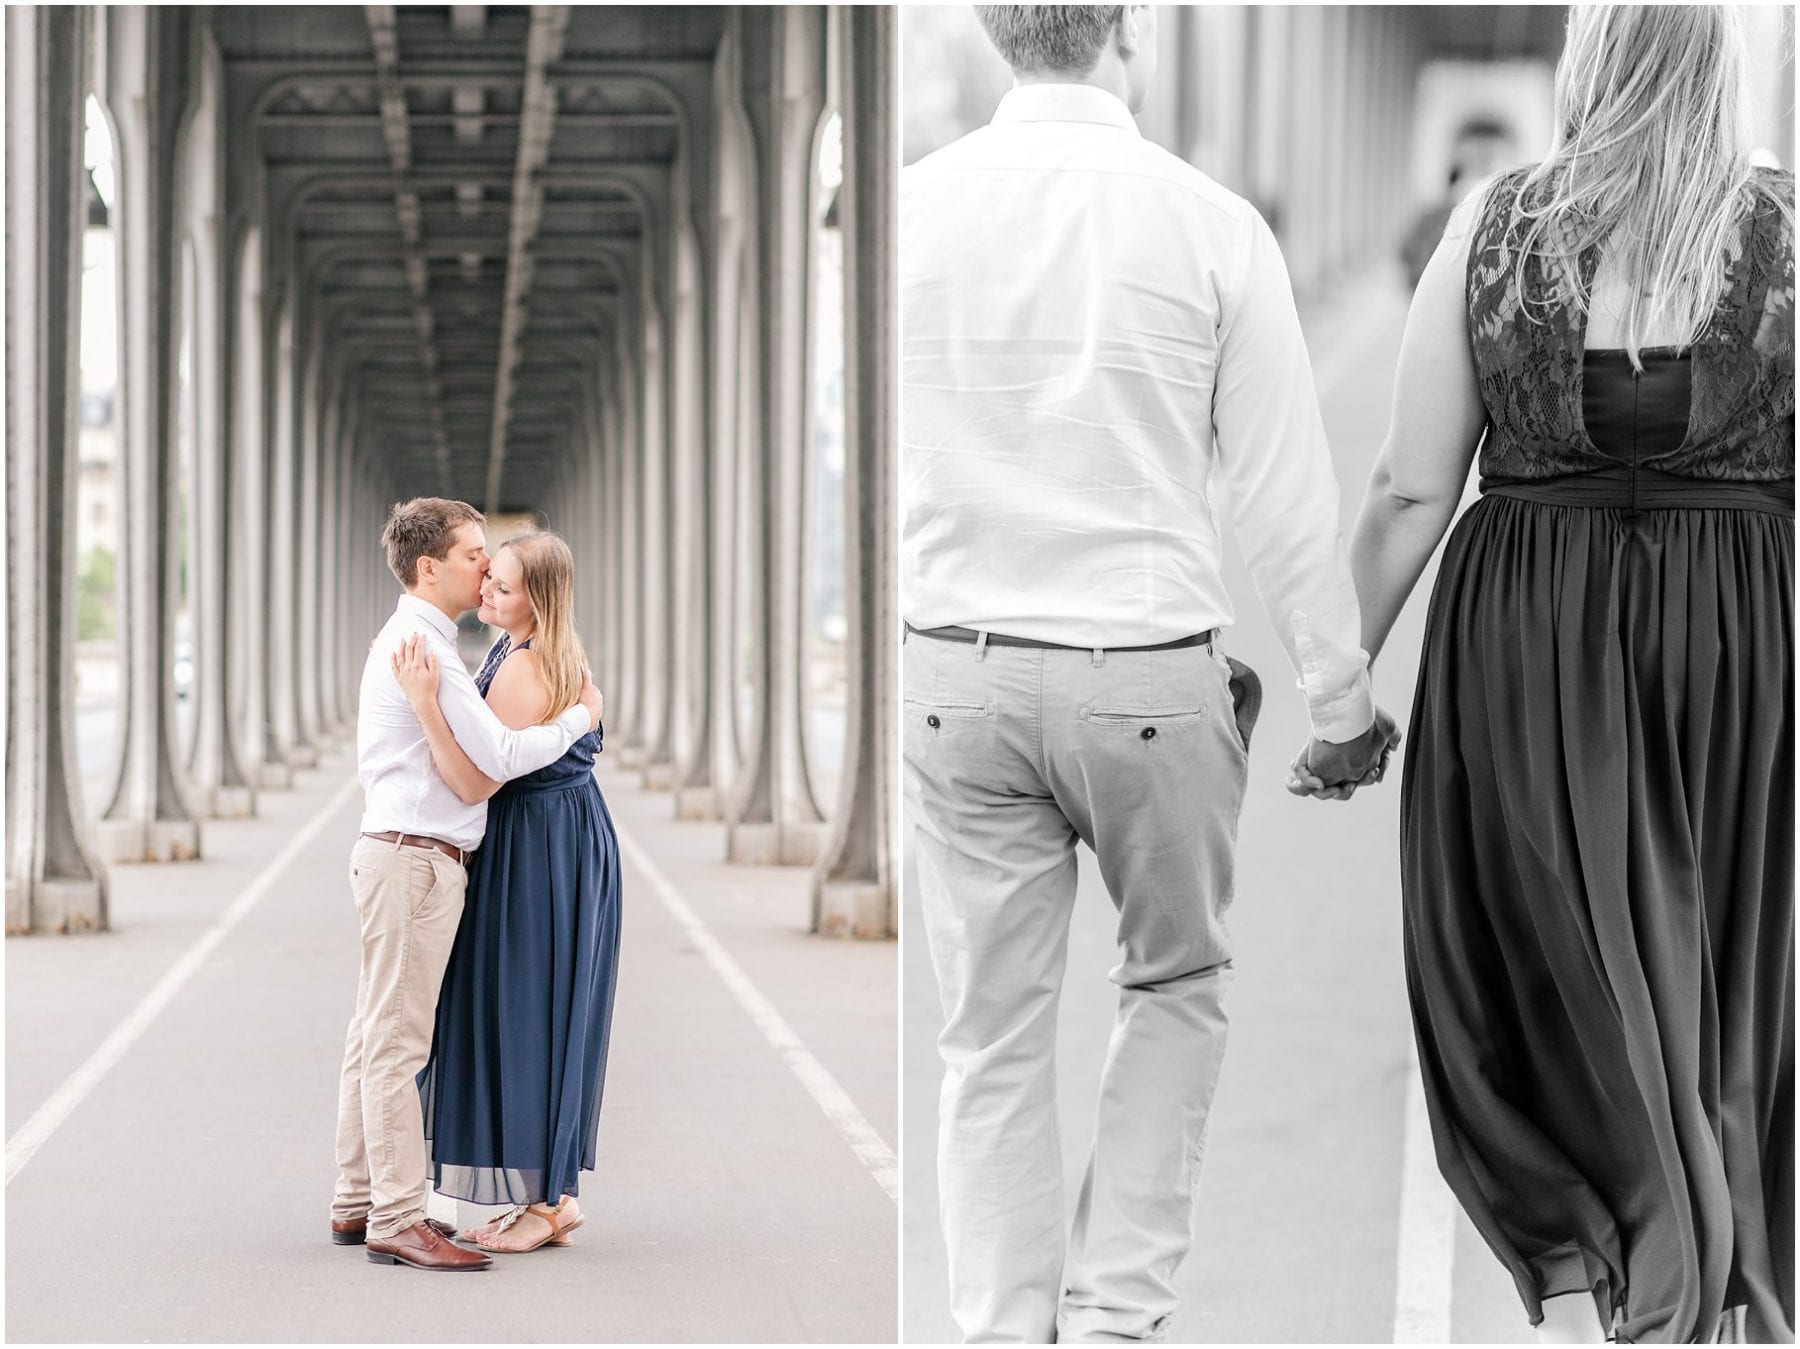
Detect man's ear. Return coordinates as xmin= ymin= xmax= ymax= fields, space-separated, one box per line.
xmin=1115 ymin=6 xmax=1141 ymax=60
xmin=414 ymin=553 xmax=437 ymax=586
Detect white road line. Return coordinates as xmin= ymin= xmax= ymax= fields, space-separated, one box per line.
xmin=613 ymin=823 xmax=900 ymax=1205
xmin=5 ymin=775 xmax=364 ymax=1186
xmin=1393 ymin=1043 xmax=1459 ymax=1343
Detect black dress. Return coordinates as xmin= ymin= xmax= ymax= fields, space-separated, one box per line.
xmin=419 ymin=636 xmax=623 ymax=1207
xmin=1403 ymin=168 xmax=1794 ymax=1343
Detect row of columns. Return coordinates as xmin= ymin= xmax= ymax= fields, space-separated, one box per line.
xmin=552 ymin=8 xmax=896 ymax=936
xmin=5 ymin=5 xmax=405 ymax=932
xmin=6 ymin=5 xmax=896 ymax=939
xmin=1136 ymin=6 xmax=1423 ymax=296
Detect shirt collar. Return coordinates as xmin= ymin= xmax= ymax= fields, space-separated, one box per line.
xmin=397 ymin=592 xmax=459 ymax=643
xmin=990 ymin=83 xmax=1141 ymax=136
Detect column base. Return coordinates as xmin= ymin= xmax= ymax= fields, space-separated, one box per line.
xmin=726 ymin=820 xmax=826 ymax=868
xmin=640 ymin=760 xmax=674 ymax=791
xmin=29 ymin=878 xmax=109 ymax=933
xmin=674 ymin=786 xmax=721 ymax=821
xmin=615 ymin=745 xmax=646 ymax=769
xmin=287 ymin=743 xmax=320 ymax=769
xmin=259 ymin=762 xmax=294 ymax=789
xmin=813 ymin=880 xmax=893 ymax=940
xmin=199 ymin=784 xmax=257 ymax=819
xmin=95 ymin=817 xmax=202 ymax=863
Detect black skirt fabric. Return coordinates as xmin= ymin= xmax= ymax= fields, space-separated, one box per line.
xmin=1401 ymin=492 xmax=1794 ymax=1343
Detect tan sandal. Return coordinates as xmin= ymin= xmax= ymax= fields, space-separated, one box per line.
xmin=471 ymin=1198 xmax=582 ymax=1253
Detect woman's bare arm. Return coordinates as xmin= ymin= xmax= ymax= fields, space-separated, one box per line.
xmin=1349 ymin=189 xmax=1492 ymax=668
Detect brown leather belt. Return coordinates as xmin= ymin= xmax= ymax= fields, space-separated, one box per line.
xmin=361 ymin=831 xmax=469 ymax=865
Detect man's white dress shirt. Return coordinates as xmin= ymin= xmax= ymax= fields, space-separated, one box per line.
xmin=357 ymin=594 xmax=589 ymax=850
xmin=901 ymin=84 xmax=1374 ymax=740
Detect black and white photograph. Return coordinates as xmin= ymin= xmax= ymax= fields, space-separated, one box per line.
xmin=900 ymin=5 xmax=1793 ymax=1345
xmin=6 ymin=5 xmax=897 ymax=1342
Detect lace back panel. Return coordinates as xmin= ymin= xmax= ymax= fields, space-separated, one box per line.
xmin=1466 ymin=166 xmax=1795 ymax=482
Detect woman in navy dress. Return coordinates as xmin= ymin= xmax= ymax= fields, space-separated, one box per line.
xmin=1299 ymin=7 xmax=1792 ymax=1343
xmin=393 ymin=530 xmax=622 ymax=1254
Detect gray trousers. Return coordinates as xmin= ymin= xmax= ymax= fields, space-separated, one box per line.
xmin=905 ymin=632 xmax=1261 ymax=1343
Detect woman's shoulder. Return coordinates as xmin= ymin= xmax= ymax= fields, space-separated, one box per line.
xmin=491 ymin=645 xmax=550 ymax=696
xmin=495 ymin=644 xmax=544 ymax=675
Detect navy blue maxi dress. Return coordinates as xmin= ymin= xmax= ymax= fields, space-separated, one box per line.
xmin=420 ymin=636 xmax=622 ymax=1206
xmin=1403 ymin=169 xmax=1793 ymax=1343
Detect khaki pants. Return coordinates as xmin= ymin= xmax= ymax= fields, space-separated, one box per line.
xmin=331 ymin=834 xmax=467 ymax=1238
xmin=905 ymin=633 xmax=1260 ymax=1343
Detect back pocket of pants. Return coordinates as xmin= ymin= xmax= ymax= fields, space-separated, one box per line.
xmin=1083 ymin=702 xmax=1207 ymax=733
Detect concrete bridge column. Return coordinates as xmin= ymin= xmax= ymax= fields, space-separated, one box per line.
xmin=312 ymin=369 xmax=345 ymax=739
xmin=4 ymin=4 xmax=110 ymax=932
xmin=185 ymin=25 xmax=254 ymax=820
xmin=727 ymin=6 xmax=828 ymax=868
xmin=613 ymin=332 xmax=646 ymax=761
xmin=287 ymin=309 xmax=324 ymax=765
xmin=96 ymin=5 xmax=203 ymax=863
xmin=257 ymin=287 xmax=299 ymax=786
xmin=330 ymin=410 xmax=363 ymax=723
xmin=665 ymin=213 xmax=709 ymax=804
xmin=687 ymin=19 xmax=758 ymax=823
xmin=673 ymin=57 xmax=731 ymax=823
xmin=812 ymin=6 xmax=896 ymax=938
xmin=575 ymin=400 xmax=605 ymax=674
xmin=227 ymin=224 xmax=267 ymax=786
xmin=636 ymin=253 xmax=676 ymax=789
xmin=598 ymin=367 xmax=628 ymax=738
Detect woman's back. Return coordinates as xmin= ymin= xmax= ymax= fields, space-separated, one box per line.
xmin=1466 ymin=164 xmax=1794 ymax=483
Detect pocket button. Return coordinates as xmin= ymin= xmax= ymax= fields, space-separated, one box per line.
xmin=1141 ymin=726 xmax=1157 ymax=740
xmin=927 ymin=714 xmax=941 ymax=729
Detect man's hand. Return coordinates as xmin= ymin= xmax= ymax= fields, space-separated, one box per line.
xmin=1284 ymin=706 xmax=1400 ymax=801
xmin=391 ymin=634 xmax=441 ymax=710
xmin=577 ymin=667 xmax=604 ymax=732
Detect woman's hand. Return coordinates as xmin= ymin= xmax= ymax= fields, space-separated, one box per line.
xmin=391 ymin=633 xmax=441 ymax=709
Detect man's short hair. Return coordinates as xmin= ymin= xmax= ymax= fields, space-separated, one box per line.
xmin=381 ymin=497 xmax=485 ymax=586
xmin=975 ymin=5 xmax=1123 ymax=76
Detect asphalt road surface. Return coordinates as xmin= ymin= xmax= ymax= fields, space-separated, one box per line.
xmin=9 ymin=746 xmax=896 ymax=1342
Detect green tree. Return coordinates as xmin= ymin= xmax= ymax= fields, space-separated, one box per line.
xmin=77 ymin=546 xmax=116 ymax=642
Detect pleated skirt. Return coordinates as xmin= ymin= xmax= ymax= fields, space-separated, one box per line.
xmin=1401 ymin=493 xmax=1794 ymax=1344
xmin=420 ymin=774 xmax=623 ymax=1206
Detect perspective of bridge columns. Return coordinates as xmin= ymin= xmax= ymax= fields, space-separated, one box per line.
xmin=6 ymin=5 xmax=898 ymax=939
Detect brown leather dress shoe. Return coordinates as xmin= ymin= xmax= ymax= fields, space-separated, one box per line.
xmin=331 ymin=1216 xmax=459 ymax=1248
xmin=366 ymin=1220 xmax=492 ymax=1271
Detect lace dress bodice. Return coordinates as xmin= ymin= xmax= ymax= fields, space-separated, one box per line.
xmin=1465 ymin=165 xmax=1794 ymax=482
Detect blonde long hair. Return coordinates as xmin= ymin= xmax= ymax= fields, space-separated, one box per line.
xmin=1509 ymin=5 xmax=1792 ymax=366
xmin=496 ymin=531 xmax=589 ymax=727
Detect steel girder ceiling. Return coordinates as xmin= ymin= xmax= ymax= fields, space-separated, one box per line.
xmin=216 ymin=5 xmax=726 ymax=510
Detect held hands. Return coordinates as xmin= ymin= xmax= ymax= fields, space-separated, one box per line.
xmin=1284 ymin=706 xmax=1401 ymax=802
xmin=577 ymin=667 xmax=605 ymax=731
xmin=392 ymin=634 xmax=441 ymax=708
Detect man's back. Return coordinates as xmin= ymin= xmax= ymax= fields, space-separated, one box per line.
xmin=903 ymin=85 xmax=1257 ymax=647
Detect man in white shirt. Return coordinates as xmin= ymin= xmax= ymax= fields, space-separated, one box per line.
xmin=902 ymin=6 xmax=1398 ymax=1340
xmin=329 ymin=497 xmax=602 ymax=1272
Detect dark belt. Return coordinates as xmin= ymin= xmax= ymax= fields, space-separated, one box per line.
xmin=362 ymin=831 xmax=469 ymax=865
xmin=906 ymin=623 xmax=1215 ymax=653
xmin=1481 ymin=466 xmax=1794 ymax=517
